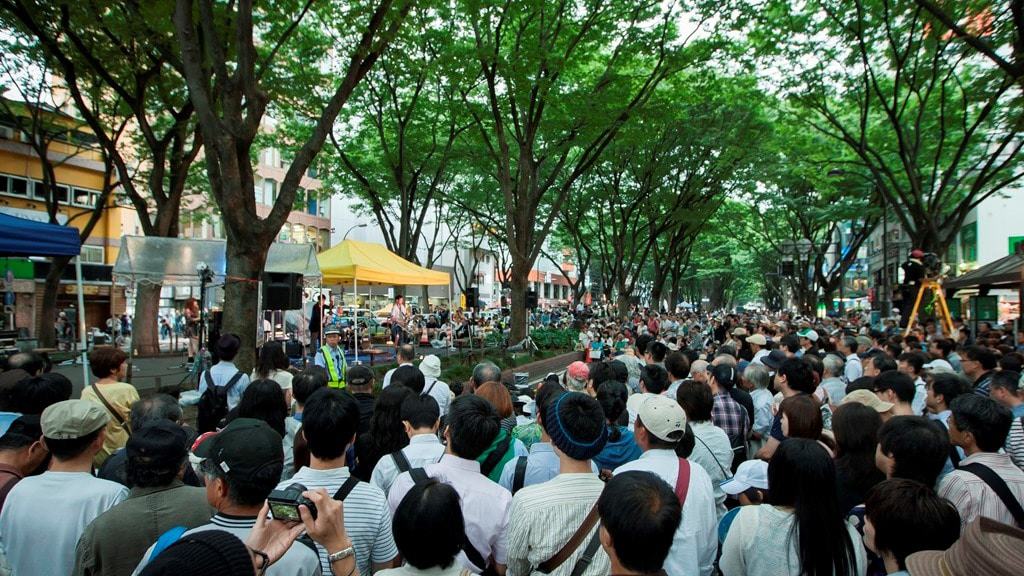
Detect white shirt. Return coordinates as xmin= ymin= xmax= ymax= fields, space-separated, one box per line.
xmin=382 ymin=362 xmax=414 ymax=389
xmin=938 ymin=452 xmax=1024 ymax=527
xmin=506 ymin=473 xmax=609 ymax=576
xmin=422 ymin=377 xmax=453 ymax=417
xmin=912 ymin=376 xmax=927 ymax=415
xmin=752 ymin=349 xmax=770 ymax=365
xmin=688 ymin=421 xmax=734 ymax=520
xmin=389 ymin=454 xmax=512 ymax=573
xmin=614 ymin=450 xmax=717 ymax=576
xmin=277 ymin=466 xmax=398 ymax=575
xmin=0 ymin=471 xmax=128 ymax=576
xmin=844 ymin=354 xmax=863 ymax=383
xmin=370 ymin=434 xmax=446 ymax=495
xmin=719 ymin=504 xmax=866 ymax=576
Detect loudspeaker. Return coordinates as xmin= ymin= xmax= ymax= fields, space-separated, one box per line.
xmin=262 ymin=273 xmax=302 ymax=310
xmin=525 ymin=290 xmax=539 ymax=309
xmin=465 ymin=287 xmax=479 ymax=308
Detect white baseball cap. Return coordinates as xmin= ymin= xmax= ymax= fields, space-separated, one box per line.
xmin=923 ymin=359 xmax=954 ymax=374
xmin=720 ymin=459 xmax=769 ymax=496
xmin=626 ymin=393 xmax=686 ymax=442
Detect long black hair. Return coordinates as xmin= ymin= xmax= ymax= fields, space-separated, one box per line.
xmin=236 ymin=379 xmax=288 ymax=437
xmin=255 ymin=342 xmax=290 ymax=379
xmin=596 ymin=381 xmax=628 ymax=441
xmin=767 ymin=438 xmax=857 ymax=576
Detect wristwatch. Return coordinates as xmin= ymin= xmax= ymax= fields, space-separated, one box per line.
xmin=327 ymin=545 xmax=355 ymax=564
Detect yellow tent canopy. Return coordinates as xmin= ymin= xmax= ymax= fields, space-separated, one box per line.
xmin=317 ymin=239 xmax=450 ymax=286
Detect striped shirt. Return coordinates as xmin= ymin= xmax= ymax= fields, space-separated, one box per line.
xmin=133 ymin=514 xmax=322 ymax=576
xmin=938 ymin=452 xmax=1024 ymax=527
xmin=1004 ymin=413 xmax=1024 ymax=471
xmin=506 ymin=474 xmax=610 ymax=576
xmin=278 ymin=466 xmax=398 ymax=575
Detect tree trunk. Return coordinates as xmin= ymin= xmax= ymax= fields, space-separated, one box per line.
xmin=421 ymin=285 xmax=430 ymax=310
xmin=222 ymin=242 xmax=268 ymax=373
xmin=132 ymin=282 xmax=162 ymax=355
xmin=36 ymin=255 xmax=72 ymax=348
xmin=509 ymin=268 xmax=529 ymax=341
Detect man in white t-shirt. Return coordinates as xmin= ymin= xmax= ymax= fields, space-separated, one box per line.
xmin=615 ymin=394 xmax=717 ymax=576
xmin=0 ymin=400 xmax=128 ymax=576
xmin=371 ymin=395 xmax=446 ymax=495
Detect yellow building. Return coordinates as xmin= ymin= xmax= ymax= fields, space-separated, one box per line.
xmin=0 ymin=99 xmax=135 ymax=336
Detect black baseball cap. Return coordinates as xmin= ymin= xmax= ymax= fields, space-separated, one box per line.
xmin=761 ymin=350 xmax=788 ymax=371
xmin=193 ymin=418 xmax=283 ymax=477
xmin=347 ymin=365 xmax=373 ymax=387
xmin=127 ymin=420 xmax=187 ymax=464
xmin=0 ymin=413 xmax=42 ymax=444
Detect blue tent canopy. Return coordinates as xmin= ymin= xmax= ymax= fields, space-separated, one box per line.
xmin=0 ymin=212 xmax=81 ymax=257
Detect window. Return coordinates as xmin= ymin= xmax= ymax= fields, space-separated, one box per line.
xmin=1010 ymin=236 xmax=1024 ymax=255
xmin=9 ymin=177 xmax=28 ymax=197
xmin=262 ymin=179 xmax=277 ymax=206
xmin=77 ymin=245 xmax=104 ymax=264
xmin=959 ymin=222 xmax=978 ymax=263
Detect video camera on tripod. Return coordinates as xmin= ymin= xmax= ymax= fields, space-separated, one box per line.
xmin=920 ymin=252 xmax=947 ymax=279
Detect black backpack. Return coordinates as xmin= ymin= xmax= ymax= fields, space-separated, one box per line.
xmin=197 ymin=371 xmax=244 ymax=432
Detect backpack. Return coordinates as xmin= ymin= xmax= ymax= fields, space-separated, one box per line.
xmin=197 ymin=371 xmax=244 ymax=433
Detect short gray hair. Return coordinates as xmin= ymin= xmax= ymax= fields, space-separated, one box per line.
xmin=743 ymin=363 xmax=770 ymax=390
xmin=823 ymin=354 xmax=845 ymax=378
xmin=472 ymin=361 xmax=501 ymax=386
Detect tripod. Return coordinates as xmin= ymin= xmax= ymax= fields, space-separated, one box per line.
xmin=903 ymin=277 xmax=955 ymax=337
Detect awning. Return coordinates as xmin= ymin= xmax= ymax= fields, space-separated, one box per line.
xmin=112 ymin=236 xmax=321 ymax=286
xmin=0 ymin=212 xmax=80 ymax=257
xmin=317 ymin=239 xmax=449 ymax=286
xmin=944 ymin=252 xmax=1024 ymax=290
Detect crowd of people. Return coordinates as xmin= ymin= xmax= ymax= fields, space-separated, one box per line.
xmin=0 ymin=306 xmax=1022 ymax=575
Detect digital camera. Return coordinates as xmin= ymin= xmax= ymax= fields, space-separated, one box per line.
xmin=267 ymin=483 xmax=317 ymax=521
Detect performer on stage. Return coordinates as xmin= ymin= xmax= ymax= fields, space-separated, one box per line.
xmin=390 ymin=294 xmax=409 ymax=345
xmin=314 ymin=324 xmax=347 ymax=389
xmin=309 ymin=293 xmax=326 ymax=351
xmin=183 ymin=297 xmax=200 ymax=363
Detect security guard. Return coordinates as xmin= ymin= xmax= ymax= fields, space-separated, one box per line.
xmin=313 ymin=323 xmax=347 ymax=388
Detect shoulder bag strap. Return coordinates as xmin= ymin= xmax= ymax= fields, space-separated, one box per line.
xmin=409 ymin=467 xmax=429 ymax=484
xmin=224 ymin=371 xmax=244 ymax=393
xmin=537 ymin=504 xmax=601 ymax=574
xmin=423 ymin=380 xmax=437 ymax=397
xmin=461 ymin=535 xmax=490 ymax=573
xmin=392 ymin=450 xmax=412 ymax=473
xmin=692 ymin=433 xmax=731 ymax=480
xmin=204 ymin=370 xmax=215 ymax=389
xmin=568 ymin=528 xmax=604 ymax=576
xmin=480 ymin=434 xmax=512 ymax=477
xmin=675 ymin=458 xmax=691 ymax=506
xmin=91 ymin=384 xmax=129 ymax=434
xmin=958 ymin=462 xmax=1024 ymax=527
xmin=512 ymin=456 xmax=529 ymax=494
xmin=332 ymin=476 xmax=361 ymax=501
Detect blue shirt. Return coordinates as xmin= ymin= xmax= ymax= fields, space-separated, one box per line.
xmin=497 ymin=442 xmax=596 ymax=492
xmin=593 ymin=427 xmax=642 ymax=472
xmin=313 ymin=345 xmax=346 ymax=380
xmin=198 ymin=361 xmax=250 ymax=411
xmin=1013 ymin=405 xmax=1024 ymax=418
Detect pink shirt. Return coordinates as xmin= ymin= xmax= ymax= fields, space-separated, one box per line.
xmin=388 ymin=454 xmax=512 ymax=572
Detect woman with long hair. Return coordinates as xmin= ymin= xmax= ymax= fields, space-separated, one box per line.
xmin=780 ymin=394 xmax=836 ymax=456
xmin=831 ymin=402 xmax=885 ymax=514
xmin=353 ymin=385 xmax=414 ymax=481
xmin=475 ymin=381 xmax=517 ymax=433
xmin=720 ymin=438 xmax=866 ymax=575
xmin=251 ymin=341 xmax=294 ymax=406
xmin=593 ymin=380 xmax=641 ymax=472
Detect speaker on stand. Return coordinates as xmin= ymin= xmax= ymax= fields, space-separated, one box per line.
xmin=525 ymin=290 xmax=539 ymax=309
xmin=262 ymin=273 xmax=303 ymax=310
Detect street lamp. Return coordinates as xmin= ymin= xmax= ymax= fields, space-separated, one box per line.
xmin=341 ymin=222 xmax=368 ymax=241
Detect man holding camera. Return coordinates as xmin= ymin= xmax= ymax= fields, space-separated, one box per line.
xmin=133 ymin=418 xmax=320 ymax=575
xmin=274 ymin=388 xmax=398 ymax=575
